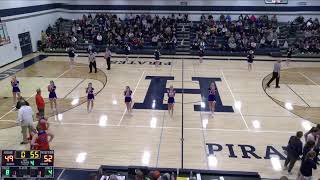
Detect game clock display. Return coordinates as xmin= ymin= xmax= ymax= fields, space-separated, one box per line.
xmin=1 ymin=150 xmax=54 ymax=178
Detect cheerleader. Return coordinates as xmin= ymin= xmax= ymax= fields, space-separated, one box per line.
xmin=86 ymin=82 xmax=94 ymax=112
xmin=208 ymin=83 xmax=217 ymax=116
xmin=154 ymin=49 xmax=161 ymax=67
xmin=199 ymin=47 xmax=204 ymax=63
xmin=11 ymin=76 xmax=21 ymax=107
xmin=48 ymin=81 xmax=57 ymax=112
xmin=167 ymin=85 xmax=176 ymax=116
xmin=247 ymin=50 xmax=254 ymax=71
xmin=124 ymin=86 xmax=133 ymax=113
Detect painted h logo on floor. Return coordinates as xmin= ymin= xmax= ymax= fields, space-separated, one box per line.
xmin=133 ymin=76 xmax=234 ymax=112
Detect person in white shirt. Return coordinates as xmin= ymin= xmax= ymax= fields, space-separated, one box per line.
xmin=283 ymin=40 xmax=289 ymax=49
xmin=16 ymin=102 xmax=34 ymax=144
xmin=88 ymin=51 xmax=97 ymax=73
xmin=96 ymin=33 xmax=103 ymax=45
xmin=104 ymin=48 xmax=112 ymax=70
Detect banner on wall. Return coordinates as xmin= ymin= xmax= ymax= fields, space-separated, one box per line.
xmin=0 ymin=22 xmax=10 ymax=46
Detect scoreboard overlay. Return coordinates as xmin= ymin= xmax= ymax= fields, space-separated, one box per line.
xmin=1 ymin=150 xmax=54 ymax=179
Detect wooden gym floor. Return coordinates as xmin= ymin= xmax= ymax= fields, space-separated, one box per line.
xmin=0 ymin=54 xmax=320 ymax=179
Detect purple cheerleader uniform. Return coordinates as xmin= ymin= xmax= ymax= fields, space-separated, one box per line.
xmin=12 ymin=80 xmax=21 ymax=93
xmin=208 ymin=87 xmax=216 ymax=102
xmin=124 ymin=90 xmax=132 ymax=102
xmin=87 ymin=87 xmax=95 ymax=100
xmin=167 ymin=89 xmax=175 ymax=104
xmin=48 ymin=85 xmax=57 ymax=99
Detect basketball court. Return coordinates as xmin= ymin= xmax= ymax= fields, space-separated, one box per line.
xmin=0 ymin=54 xmax=320 ymax=179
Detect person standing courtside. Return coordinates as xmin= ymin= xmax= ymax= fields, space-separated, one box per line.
xmin=154 ymin=49 xmax=161 ymax=68
xmin=88 ymin=50 xmax=97 ymax=73
xmin=284 ymin=131 xmax=303 ymax=174
xmin=297 ymin=151 xmax=317 ymax=180
xmin=16 ymin=101 xmax=34 ymax=144
xmin=35 ymin=89 xmax=45 ymax=118
xmin=286 ymin=47 xmax=293 ymax=66
xmin=105 ymin=48 xmax=112 ymax=70
xmin=266 ymin=60 xmax=281 ymax=88
xmin=67 ymin=47 xmax=76 ymax=68
xmin=247 ymin=50 xmax=254 ymax=71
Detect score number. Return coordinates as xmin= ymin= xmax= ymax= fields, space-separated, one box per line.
xmin=44 ymin=155 xmax=53 ymax=163
xmin=16 ymin=150 xmax=40 ymax=159
xmin=4 ymin=155 xmax=14 ymax=163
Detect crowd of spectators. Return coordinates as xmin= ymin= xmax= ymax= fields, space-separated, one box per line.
xmin=41 ymin=18 xmax=71 ymax=50
xmin=288 ymin=16 xmax=320 ymax=54
xmin=41 ymin=13 xmax=320 ymax=55
xmin=191 ymin=14 xmax=280 ymax=52
xmin=42 ymin=13 xmax=189 ymax=50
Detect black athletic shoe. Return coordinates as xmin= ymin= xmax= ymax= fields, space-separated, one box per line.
xmin=20 ymin=141 xmax=28 ymax=145
xmin=275 ymin=86 xmax=280 ymax=88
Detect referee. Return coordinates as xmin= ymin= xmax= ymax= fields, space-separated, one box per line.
xmin=105 ymin=48 xmax=112 ymax=70
xmin=88 ymin=51 xmax=97 ymax=73
xmin=267 ymin=60 xmax=281 ymax=88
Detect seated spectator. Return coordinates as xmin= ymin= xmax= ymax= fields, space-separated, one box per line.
xmin=283 ymin=40 xmax=289 ymax=49
xmin=239 ymin=14 xmax=244 ymax=21
xmin=250 ymin=14 xmax=256 ymax=23
xmin=171 ymin=36 xmax=177 ymax=48
xmin=260 ymin=37 xmax=266 ymax=48
xmin=200 ymin=14 xmax=206 ymax=22
xmin=250 ymin=41 xmax=257 ymax=50
xmin=220 ymin=14 xmax=225 ymax=22
xmin=226 ymin=15 xmax=231 ymax=22
xmin=96 ymin=33 xmax=103 ymax=45
xmin=71 ymin=36 xmax=77 ymax=44
xmin=271 ymin=15 xmax=278 ymax=24
xmin=152 ymin=35 xmax=159 ymax=47
xmin=229 ymin=41 xmax=237 ymax=51
xmin=192 ymin=39 xmax=199 ymax=50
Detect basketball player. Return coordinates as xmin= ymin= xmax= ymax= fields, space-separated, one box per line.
xmin=208 ymin=83 xmax=217 ymax=116
xmin=30 ymin=126 xmax=54 ymax=150
xmin=86 ymin=82 xmax=94 ymax=113
xmin=67 ymin=47 xmax=76 ymax=68
xmin=48 ymin=80 xmax=57 ymax=112
xmin=154 ymin=49 xmax=161 ymax=67
xmin=38 ymin=117 xmax=49 ymax=131
xmin=286 ymin=48 xmax=293 ymax=66
xmin=167 ymin=85 xmax=176 ymax=116
xmin=105 ymin=48 xmax=112 ymax=70
xmin=124 ymin=86 xmax=133 ymax=113
xmin=247 ymin=50 xmax=254 ymax=71
xmin=11 ymin=76 xmax=21 ymax=107
xmin=88 ymin=50 xmax=97 ymax=73
xmin=125 ymin=44 xmax=130 ymax=61
xmin=28 ymin=117 xmax=49 ymax=144
xmin=199 ymin=47 xmax=204 ymax=63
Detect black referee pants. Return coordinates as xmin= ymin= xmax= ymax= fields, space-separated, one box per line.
xmin=89 ymin=61 xmax=97 ymax=73
xmin=267 ymin=72 xmax=280 ymax=87
xmin=106 ymin=57 xmax=111 ymax=70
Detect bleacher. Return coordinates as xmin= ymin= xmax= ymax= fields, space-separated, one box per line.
xmin=43 ymin=15 xmax=320 ymax=58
